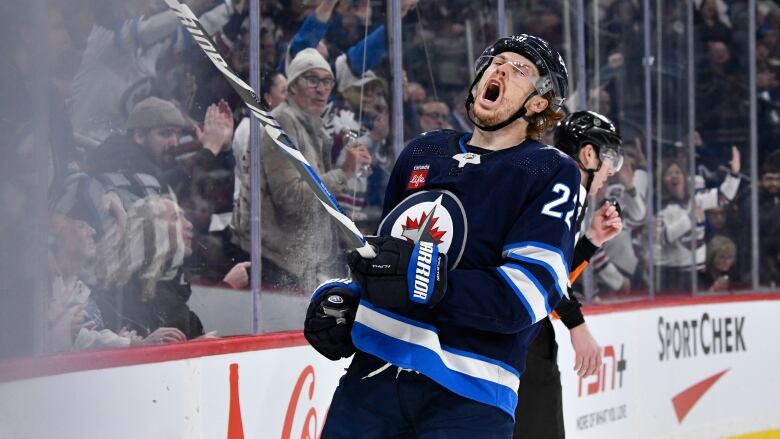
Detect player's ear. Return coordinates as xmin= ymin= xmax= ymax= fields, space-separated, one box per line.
xmin=526 ymin=94 xmax=549 ymax=115
xmin=579 ymin=144 xmax=594 ymax=165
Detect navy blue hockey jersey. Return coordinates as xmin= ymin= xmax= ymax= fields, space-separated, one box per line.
xmin=350 ymin=130 xmax=580 ymax=418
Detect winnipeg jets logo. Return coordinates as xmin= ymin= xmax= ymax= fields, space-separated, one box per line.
xmin=452 ymin=152 xmax=481 ymax=168
xmin=401 ymin=195 xmax=446 ymax=244
xmin=379 ymin=190 xmax=467 ymax=269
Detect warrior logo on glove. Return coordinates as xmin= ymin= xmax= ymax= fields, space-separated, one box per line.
xmin=348 ymin=235 xmax=447 ymax=309
xmin=408 ymin=241 xmax=441 ymax=304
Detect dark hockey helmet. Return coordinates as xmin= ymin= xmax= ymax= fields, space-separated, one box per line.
xmin=554 ymin=110 xmax=623 ymax=172
xmin=465 ymin=35 xmax=569 ymax=132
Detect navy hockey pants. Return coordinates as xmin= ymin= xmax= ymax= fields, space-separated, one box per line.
xmin=321 ymin=352 xmax=514 ymax=439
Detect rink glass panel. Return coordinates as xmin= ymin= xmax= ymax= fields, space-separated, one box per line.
xmin=0 ymin=0 xmax=260 ymax=360
xmin=579 ymin=0 xmax=655 ymax=303
xmin=255 ymin=1 xmax=395 ymax=332
xmin=693 ymin=0 xmax=756 ymax=295
xmin=1 ymin=0 xmax=778 ymax=361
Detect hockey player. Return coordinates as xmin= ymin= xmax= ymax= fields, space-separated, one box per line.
xmin=305 ymin=35 xmax=579 ymax=438
xmin=514 ymin=110 xmax=624 ymax=438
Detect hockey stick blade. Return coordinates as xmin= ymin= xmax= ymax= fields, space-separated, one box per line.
xmin=163 ymin=0 xmax=375 ymax=258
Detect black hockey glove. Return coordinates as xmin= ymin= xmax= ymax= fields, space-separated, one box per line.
xmin=304 ymin=281 xmax=360 ymax=361
xmin=347 ymin=236 xmax=447 ymax=310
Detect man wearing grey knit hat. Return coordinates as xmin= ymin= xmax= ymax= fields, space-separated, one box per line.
xmin=125 ymin=96 xmax=193 ymax=169
xmin=232 ymin=48 xmax=371 ymax=293
xmin=86 ymin=96 xmax=233 ymax=205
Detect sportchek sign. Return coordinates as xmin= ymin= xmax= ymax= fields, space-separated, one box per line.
xmin=658 ymin=313 xmax=746 ymax=361
xmin=555 ymin=296 xmax=780 ymax=438
xmin=0 ymin=296 xmax=778 ymax=438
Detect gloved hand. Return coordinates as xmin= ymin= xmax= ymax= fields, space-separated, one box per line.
xmin=304 ymin=280 xmax=360 ymax=361
xmin=347 ymin=236 xmax=447 ymax=310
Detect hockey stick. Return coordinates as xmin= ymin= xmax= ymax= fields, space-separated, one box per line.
xmin=163 ymin=0 xmax=375 ymax=258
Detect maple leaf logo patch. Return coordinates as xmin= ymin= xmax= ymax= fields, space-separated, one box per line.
xmin=401 ymin=212 xmax=447 ymax=244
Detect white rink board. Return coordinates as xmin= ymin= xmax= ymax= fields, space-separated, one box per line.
xmin=555 ymin=299 xmax=780 ymax=438
xmin=0 ymin=345 xmax=350 ymax=439
xmin=0 ymin=298 xmax=778 ymax=438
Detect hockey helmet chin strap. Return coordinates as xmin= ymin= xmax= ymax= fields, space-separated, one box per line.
xmin=577 ymin=154 xmax=600 ymax=196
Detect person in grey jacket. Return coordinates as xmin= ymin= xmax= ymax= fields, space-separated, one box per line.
xmin=232 ymin=48 xmax=370 ymax=293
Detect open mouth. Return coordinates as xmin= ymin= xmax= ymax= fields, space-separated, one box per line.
xmin=483 ymin=80 xmax=502 ymax=102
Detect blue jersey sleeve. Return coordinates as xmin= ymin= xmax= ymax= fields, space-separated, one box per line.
xmin=346 ymin=25 xmax=387 ymax=74
xmin=288 ymin=13 xmax=330 ymax=60
xmin=435 ymin=158 xmax=580 ymax=334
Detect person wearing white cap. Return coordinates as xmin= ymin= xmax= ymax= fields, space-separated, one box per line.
xmin=231 ymin=48 xmax=370 ymax=293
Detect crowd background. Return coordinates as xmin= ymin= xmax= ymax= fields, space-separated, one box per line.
xmin=1 ymin=0 xmax=780 ymax=361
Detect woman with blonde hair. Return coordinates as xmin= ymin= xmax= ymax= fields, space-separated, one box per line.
xmin=701 ymin=235 xmax=738 ymax=292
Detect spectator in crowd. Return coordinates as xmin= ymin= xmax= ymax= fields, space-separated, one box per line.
xmin=418 ymin=100 xmax=453 ymax=133
xmin=696 ymin=39 xmax=748 ymax=141
xmin=85 ymin=97 xmax=233 ymax=207
xmin=232 ymin=70 xmax=288 ymax=176
xmin=654 ymin=147 xmax=741 ymax=292
xmin=2 ymin=3 xmax=80 ymax=192
xmin=94 ymin=195 xmax=208 ymax=340
xmin=588 ymin=87 xmax=616 ymax=124
xmin=700 ymin=235 xmax=739 ymax=291
xmin=326 ymin=69 xmax=389 ymax=142
xmin=521 ymin=6 xmax=563 ymax=51
xmin=695 ymin=0 xmax=733 ymax=47
xmin=737 ymin=157 xmax=780 ymax=276
xmin=758 ymin=157 xmax=780 ymax=210
xmin=598 ymin=141 xmax=649 ymax=294
xmin=449 ymin=87 xmax=473 ymax=133
xmin=328 ymin=71 xmax=393 ymax=232
xmin=759 ymin=22 xmax=780 ymax=61
xmin=232 ymin=48 xmax=369 ymax=293
xmin=281 ymin=0 xmax=417 ymax=92
xmin=85 ymin=95 xmax=247 ymax=283
xmin=757 ymin=66 xmax=780 ymax=162
xmin=262 ymin=71 xmax=290 ymax=110
xmin=70 ymin=0 xmax=224 ymax=143
xmin=598 ymin=47 xmax=644 ymax=138
xmin=314 ymin=58 xmax=391 ymax=231
xmin=705 ymin=206 xmax=735 ymax=240
xmin=48 ymin=210 xmax=187 ymax=351
xmin=332 ymin=135 xmax=380 ymax=232
xmin=760 ymin=232 xmax=780 ymax=288
xmin=403 ymin=0 xmax=478 ymax=91
xmin=260 ymin=27 xmax=282 ymax=72
xmin=223 ymin=70 xmax=289 ymax=268
xmin=407 ymin=82 xmax=427 ymax=106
